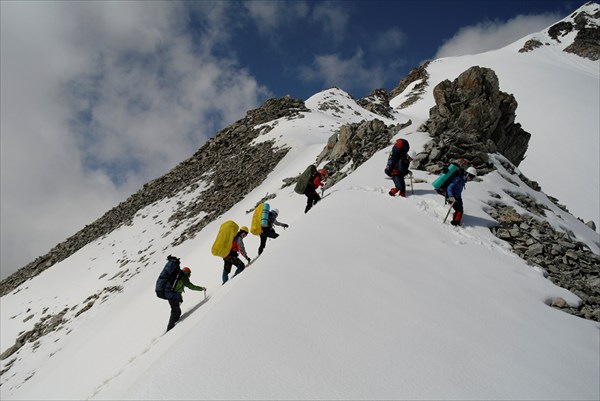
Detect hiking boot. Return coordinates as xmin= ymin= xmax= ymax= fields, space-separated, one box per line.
xmin=389 ymin=188 xmax=398 ymax=196
xmin=451 ymin=211 xmax=463 ymax=226
xmin=399 ymin=192 xmax=406 ymax=197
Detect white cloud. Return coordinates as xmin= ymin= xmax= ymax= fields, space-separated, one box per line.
xmin=311 ymin=2 xmax=350 ymax=44
xmin=243 ymin=0 xmax=310 ymax=35
xmin=298 ymin=48 xmax=387 ymax=95
xmin=435 ymin=13 xmax=561 ymax=58
xmin=0 ymin=1 xmax=269 ymax=279
xmin=372 ymin=27 xmax=407 ymax=53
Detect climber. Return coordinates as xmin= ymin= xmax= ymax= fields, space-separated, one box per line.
xmin=447 ymin=166 xmax=477 ymax=226
xmin=304 ymin=168 xmax=328 ymax=213
xmin=222 ymin=226 xmax=251 ymax=284
xmin=165 ymin=266 xmax=206 ymax=331
xmin=385 ymin=138 xmax=414 ymax=197
xmin=258 ymin=208 xmax=288 ymax=255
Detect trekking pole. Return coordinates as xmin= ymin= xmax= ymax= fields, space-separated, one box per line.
xmin=204 ymin=290 xmax=207 ymax=300
xmin=410 ymin=175 xmax=414 ymax=194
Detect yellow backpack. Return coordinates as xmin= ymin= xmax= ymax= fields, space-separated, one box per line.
xmin=211 ymin=220 xmax=239 ymax=257
xmin=250 ymin=203 xmax=269 ymax=235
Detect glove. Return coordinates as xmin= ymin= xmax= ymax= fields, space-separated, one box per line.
xmin=200 ymin=287 xmax=206 ymax=291
xmin=245 ymin=256 xmax=251 ymax=263
xmin=282 ymin=224 xmax=289 ymax=229
xmin=447 ymin=196 xmax=456 ymax=204
xmin=391 ymin=169 xmax=400 ymax=176
xmin=407 ymin=170 xmax=413 ymax=177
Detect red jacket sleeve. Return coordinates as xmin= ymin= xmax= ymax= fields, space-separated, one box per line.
xmin=312 ymin=175 xmax=324 ymax=188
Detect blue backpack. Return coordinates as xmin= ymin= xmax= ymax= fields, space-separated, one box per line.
xmin=155 ymin=255 xmax=182 ymax=299
xmin=384 ymin=139 xmax=410 ymax=176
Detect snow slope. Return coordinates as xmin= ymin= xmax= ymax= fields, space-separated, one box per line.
xmin=1 ymin=4 xmax=599 ymax=401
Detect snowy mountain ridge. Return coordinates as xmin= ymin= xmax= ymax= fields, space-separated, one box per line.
xmin=1 ymin=3 xmax=599 ymax=400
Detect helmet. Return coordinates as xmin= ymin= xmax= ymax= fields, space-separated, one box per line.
xmin=408 ymin=150 xmax=417 ymax=160
xmin=240 ymin=226 xmax=249 ymax=233
xmin=466 ymin=167 xmax=477 ymax=177
xmin=318 ymin=169 xmax=328 ymax=178
xmin=182 ymin=267 xmax=191 ymax=274
xmin=394 ymin=138 xmax=407 ymax=149
xmin=271 ymin=208 xmax=279 ymax=215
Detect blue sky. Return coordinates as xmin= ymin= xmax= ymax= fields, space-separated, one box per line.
xmin=0 ymin=0 xmax=579 ymax=277
xmin=215 ymin=0 xmax=576 ymax=99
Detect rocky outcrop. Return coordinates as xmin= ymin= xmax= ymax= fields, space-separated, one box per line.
xmin=411 ymin=66 xmax=600 ymax=322
xmin=0 ymin=97 xmax=308 ymax=297
xmin=487 ymin=201 xmax=599 ymax=321
xmin=415 ymin=66 xmax=531 ymax=175
xmin=480 ymin=155 xmax=600 ymax=322
xmin=357 ymin=88 xmax=393 ymax=119
xmin=556 ymin=4 xmax=600 ymax=61
xmin=518 ymin=39 xmax=544 ymax=53
xmin=528 ymin=3 xmax=600 ymax=60
xmin=564 ymin=24 xmax=600 ymax=60
xmin=389 ymin=63 xmax=430 ymax=109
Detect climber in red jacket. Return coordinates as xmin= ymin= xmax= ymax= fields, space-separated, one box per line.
xmin=304 ymin=169 xmax=328 ymax=213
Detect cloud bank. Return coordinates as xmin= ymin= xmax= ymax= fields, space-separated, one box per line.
xmin=434 ymin=13 xmax=561 ymax=58
xmin=0 ymin=1 xmax=269 ymax=278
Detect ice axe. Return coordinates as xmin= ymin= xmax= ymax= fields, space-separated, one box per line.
xmin=443 ymin=201 xmax=454 ymax=224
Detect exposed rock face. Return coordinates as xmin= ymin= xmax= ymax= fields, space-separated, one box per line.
xmin=548 ymin=21 xmax=576 ymax=41
xmin=357 ymin=88 xmax=393 ymax=119
xmin=522 ymin=3 xmax=600 ymax=60
xmin=486 ymin=196 xmax=600 ymax=321
xmin=557 ymin=4 xmax=600 ymax=61
xmin=389 ymin=63 xmax=430 ymax=99
xmin=564 ymin=23 xmax=600 ymax=60
xmin=416 ymin=66 xmax=531 ymax=174
xmin=481 ymin=155 xmax=600 ymax=322
xmin=490 ymin=203 xmax=600 ymax=321
xmin=0 ymin=97 xmax=308 ymax=297
xmin=388 ymin=63 xmax=430 ymax=109
xmin=518 ymin=39 xmax=544 ymax=53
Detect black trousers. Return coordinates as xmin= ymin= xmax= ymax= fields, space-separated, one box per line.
xmin=304 ymin=186 xmax=321 ymax=213
xmin=392 ymin=173 xmax=407 ymax=194
xmin=452 ymin=198 xmax=464 ymax=213
xmin=259 ymin=227 xmax=279 ymax=255
xmin=167 ymin=299 xmax=181 ymax=331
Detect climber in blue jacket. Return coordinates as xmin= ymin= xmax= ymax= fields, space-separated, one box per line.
xmin=447 ymin=166 xmax=477 ymax=226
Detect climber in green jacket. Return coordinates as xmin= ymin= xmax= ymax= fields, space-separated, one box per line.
xmin=167 ymin=267 xmax=205 ymax=331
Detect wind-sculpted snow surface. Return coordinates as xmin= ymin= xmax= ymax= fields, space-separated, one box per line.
xmin=114 ymin=164 xmax=598 ymax=401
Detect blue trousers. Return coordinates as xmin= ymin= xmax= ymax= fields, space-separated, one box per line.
xmin=222 ymin=255 xmax=245 ymax=284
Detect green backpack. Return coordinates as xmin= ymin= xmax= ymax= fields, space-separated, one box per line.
xmin=294 ymin=165 xmax=317 ymax=194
